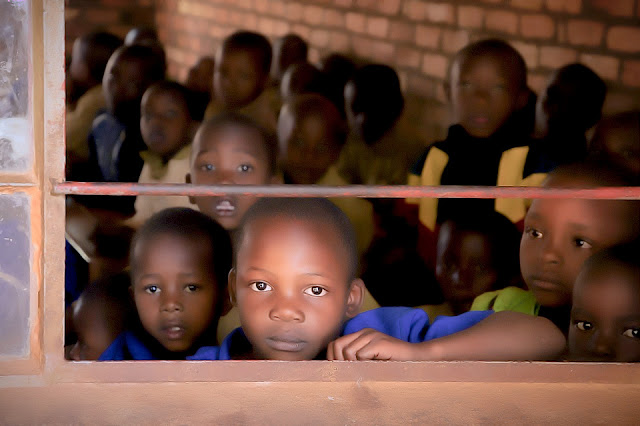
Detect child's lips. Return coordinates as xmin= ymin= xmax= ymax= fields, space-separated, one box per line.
xmin=530 ymin=275 xmax=563 ymax=292
xmin=162 ymin=322 xmax=186 ymax=340
xmin=266 ymin=335 xmax=307 ymax=352
xmin=214 ymin=198 xmax=236 ymax=217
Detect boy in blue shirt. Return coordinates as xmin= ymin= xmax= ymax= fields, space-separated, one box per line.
xmin=190 ymin=198 xmax=565 ymax=361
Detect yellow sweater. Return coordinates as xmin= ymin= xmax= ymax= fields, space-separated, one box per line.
xmin=66 ymin=85 xmax=106 ymax=162
xmin=203 ymin=87 xmax=280 ymax=132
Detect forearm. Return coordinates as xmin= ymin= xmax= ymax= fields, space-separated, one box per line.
xmin=413 ymin=311 xmax=566 ymax=361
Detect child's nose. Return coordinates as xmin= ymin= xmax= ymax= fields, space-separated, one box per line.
xmin=592 ymin=330 xmax=616 ymax=359
xmin=214 ymin=169 xmax=235 ymax=185
xmin=269 ymin=297 xmax=304 ymax=323
xmin=540 ymin=237 xmax=562 ymax=265
xmin=161 ymin=291 xmax=184 ymax=313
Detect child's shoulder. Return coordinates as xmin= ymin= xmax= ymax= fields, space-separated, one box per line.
xmin=470 ymin=287 xmax=539 ymax=316
xmin=187 ymin=327 xmax=245 ymax=361
xmin=98 ymin=330 xmax=155 ymax=361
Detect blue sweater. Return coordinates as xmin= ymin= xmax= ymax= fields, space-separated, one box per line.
xmin=187 ymin=307 xmax=493 ymax=361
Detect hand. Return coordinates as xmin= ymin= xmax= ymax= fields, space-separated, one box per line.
xmin=327 ymin=328 xmax=418 ymax=361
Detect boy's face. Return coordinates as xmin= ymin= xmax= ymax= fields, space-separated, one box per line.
xmin=436 ymin=222 xmax=498 ymax=312
xmin=188 ymin=125 xmax=273 ymax=230
xmin=140 ymin=88 xmax=192 ymax=160
xmin=103 ymin=52 xmax=150 ymax=122
xmin=231 ymin=216 xmax=363 ymax=360
xmin=520 ymin=176 xmax=636 ymax=308
xmin=278 ymin=107 xmax=342 ymax=184
xmin=597 ymin=125 xmax=640 ymax=181
xmin=68 ymin=298 xmax=121 ymax=361
xmin=344 ymin=81 xmax=386 ymax=145
xmin=569 ymin=263 xmax=640 ymax=362
xmin=214 ymin=49 xmax=266 ymax=109
xmin=448 ymin=55 xmax=524 ymax=138
xmin=186 ymin=57 xmax=215 ymax=94
xmin=132 ymin=234 xmax=220 ymax=353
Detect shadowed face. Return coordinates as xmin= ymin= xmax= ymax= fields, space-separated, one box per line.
xmin=214 ymin=48 xmax=266 ymax=109
xmin=569 ymin=262 xmax=640 ymax=362
xmin=103 ymin=51 xmax=151 ymax=122
xmin=68 ymin=297 xmax=123 ymax=361
xmin=231 ymin=216 xmax=362 ymax=360
xmin=140 ymin=88 xmax=192 ymax=160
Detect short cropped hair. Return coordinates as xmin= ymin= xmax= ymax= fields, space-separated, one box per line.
xmin=145 ymin=80 xmax=201 ymax=121
xmin=451 ymin=38 xmax=527 ymax=90
xmin=580 ymin=240 xmax=640 ymax=279
xmin=79 ymin=32 xmax=123 ymax=83
xmin=130 ymin=208 xmax=232 ymax=294
xmin=350 ymin=64 xmax=404 ymax=120
xmin=287 ymin=94 xmax=348 ymax=147
xmin=221 ymin=31 xmax=272 ymax=76
xmin=198 ymin=112 xmax=278 ymax=175
xmin=79 ymin=272 xmax=135 ymax=329
xmin=235 ymin=198 xmax=359 ymax=281
xmin=114 ymin=44 xmax=167 ymax=83
xmin=545 ymin=160 xmax=635 ymax=187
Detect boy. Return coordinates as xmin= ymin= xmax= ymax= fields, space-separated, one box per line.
xmin=279 ymin=62 xmax=326 ymax=104
xmin=337 ymin=64 xmax=418 ymax=186
xmin=435 ymin=211 xmax=522 ymax=315
xmin=66 ymin=272 xmax=134 ymax=361
xmin=127 ymin=81 xmax=199 ymax=227
xmin=124 ymin=27 xmax=159 ymax=46
xmin=270 ymin=33 xmax=308 ymax=85
xmin=318 ymin=53 xmax=356 ymax=118
xmin=185 ymin=56 xmax=215 ymax=121
xmin=590 ymin=111 xmax=640 ymax=185
xmin=204 ymin=31 xmax=279 ymax=132
xmin=187 ymin=113 xmax=280 ymax=232
xmin=66 ymin=32 xmax=122 ymax=165
xmin=568 ymin=241 xmax=640 ymax=362
xmin=473 ymin=163 xmax=640 ymax=332
xmin=533 ymin=63 xmax=606 ymax=169
xmin=77 ymin=44 xmax=166 ymax=215
xmin=407 ymin=39 xmax=547 ymax=269
xmin=278 ymin=94 xmax=374 ymax=255
xmin=99 ymin=208 xmax=232 ymax=360
xmin=189 ymin=198 xmax=565 ymax=361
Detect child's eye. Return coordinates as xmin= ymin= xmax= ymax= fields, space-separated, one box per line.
xmin=575 ymin=321 xmax=593 ymax=331
xmin=237 ymin=164 xmax=254 ymax=173
xmin=199 ymin=163 xmax=214 ymax=172
xmin=185 ymin=284 xmax=199 ymax=292
xmin=525 ymin=227 xmax=542 ymax=239
xmin=250 ymin=281 xmax=272 ymax=292
xmin=459 ymin=81 xmax=472 ymax=89
xmin=145 ymin=285 xmax=159 ymax=294
xmin=574 ymin=238 xmax=593 ymax=249
xmin=304 ymin=286 xmax=328 ymax=297
xmin=622 ymin=328 xmax=640 ymax=339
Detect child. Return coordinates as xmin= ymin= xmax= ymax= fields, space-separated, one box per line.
xmin=436 ymin=211 xmax=522 ymax=315
xmin=77 ymin=44 xmax=166 ymax=215
xmin=127 ymin=81 xmax=199 ymax=227
xmin=187 ymin=113 xmax=280 ymax=232
xmin=278 ymin=94 xmax=374 ymax=255
xmin=99 ymin=208 xmax=232 ymax=360
xmin=66 ymin=32 xmax=122 ymax=166
xmin=590 ymin=111 xmax=640 ymax=185
xmin=318 ymin=53 xmax=356 ymax=118
xmin=472 ymin=163 xmax=640 ymax=332
xmin=188 ymin=198 xmax=565 ymax=361
xmin=270 ymin=33 xmax=308 ymax=85
xmin=406 ymin=39 xmax=547 ymax=269
xmin=533 ymin=63 xmax=606 ymax=169
xmin=124 ymin=27 xmax=159 ymax=46
xmin=185 ymin=56 xmax=215 ymax=120
xmin=67 ymin=272 xmax=134 ymax=361
xmin=204 ymin=31 xmax=279 ymax=132
xmin=337 ymin=64 xmax=417 ymax=186
xmin=279 ymin=62 xmax=326 ymax=104
xmin=568 ymin=241 xmax=640 ymax=362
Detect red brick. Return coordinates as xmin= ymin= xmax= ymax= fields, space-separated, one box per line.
xmin=485 ymin=10 xmax=519 ymax=35
xmin=424 ymin=3 xmax=456 ymax=24
xmin=442 ymin=29 xmax=470 ymax=53
xmin=366 ymin=16 xmax=390 ymax=38
xmin=329 ymin=31 xmax=350 ymax=51
xmin=286 ymin=3 xmax=304 ymax=21
xmin=457 ymin=6 xmax=484 ymax=29
xmin=309 ymin=29 xmax=330 ymax=48
xmin=303 ymin=5 xmax=325 ymax=25
xmin=388 ymin=21 xmax=415 ymax=43
xmin=402 ymin=0 xmax=426 ymax=21
xmin=324 ymin=9 xmax=345 ymax=27
xmin=528 ymin=72 xmax=550 ymax=94
xmin=378 ymin=0 xmax=402 ymax=16
xmin=545 ymin=0 xmax=582 ymax=13
xmin=591 ymin=0 xmax=634 ymax=16
xmin=407 ymin=74 xmax=436 ymax=97
xmin=579 ymin=53 xmax=620 ymax=81
xmin=346 ymin=12 xmax=366 ymax=33
xmin=567 ymin=19 xmax=604 ymax=46
xmin=422 ymin=52 xmax=449 ymax=79
xmin=351 ymin=36 xmax=373 ymax=58
xmin=539 ymin=46 xmax=578 ymax=68
xmin=85 ymin=9 xmax=120 ymax=25
xmin=415 ymin=25 xmax=441 ymax=49
xmin=607 ymin=26 xmax=640 ymax=53
xmin=511 ymin=0 xmax=543 ymax=9
xmin=334 ymin=0 xmax=354 ymax=8
xmin=396 ymin=46 xmax=422 ymax=69
xmin=511 ymin=41 xmax=539 ymax=68
xmin=521 ymin=14 xmax=555 ymax=39
xmin=622 ymin=60 xmax=640 ymax=87
xmin=370 ymin=40 xmax=396 ymax=63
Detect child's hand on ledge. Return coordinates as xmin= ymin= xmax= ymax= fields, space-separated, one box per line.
xmin=327 ymin=328 xmax=418 ymax=361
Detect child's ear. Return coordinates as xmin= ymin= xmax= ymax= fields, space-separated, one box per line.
xmin=185 ymin=173 xmax=195 ymax=204
xmin=443 ymin=80 xmax=452 ymax=102
xmin=345 ymin=278 xmax=365 ymax=319
xmin=228 ymin=268 xmax=238 ymax=307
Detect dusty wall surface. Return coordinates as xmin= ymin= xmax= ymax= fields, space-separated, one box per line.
xmin=154 ymin=0 xmax=640 ymax=144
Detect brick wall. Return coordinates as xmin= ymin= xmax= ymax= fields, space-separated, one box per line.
xmin=153 ymin=0 xmax=640 ymax=143
xmin=65 ymin=0 xmax=156 ymax=58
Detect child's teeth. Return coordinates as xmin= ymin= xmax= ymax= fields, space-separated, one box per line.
xmin=170 ymin=327 xmax=181 ymax=332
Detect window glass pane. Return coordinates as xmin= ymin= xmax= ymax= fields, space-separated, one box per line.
xmin=0 ymin=192 xmax=30 ymax=357
xmin=0 ymin=0 xmax=30 ymax=172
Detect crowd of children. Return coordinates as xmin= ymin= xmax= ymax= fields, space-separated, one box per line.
xmin=63 ymin=26 xmax=640 ymax=363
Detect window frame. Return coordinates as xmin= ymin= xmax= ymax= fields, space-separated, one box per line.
xmin=1 ymin=1 xmax=639 ymax=422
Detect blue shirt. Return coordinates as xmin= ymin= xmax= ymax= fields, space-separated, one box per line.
xmin=188 ymin=307 xmax=493 ymax=361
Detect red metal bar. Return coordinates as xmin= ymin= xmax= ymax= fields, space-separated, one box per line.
xmin=53 ymin=181 xmax=640 ymax=200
